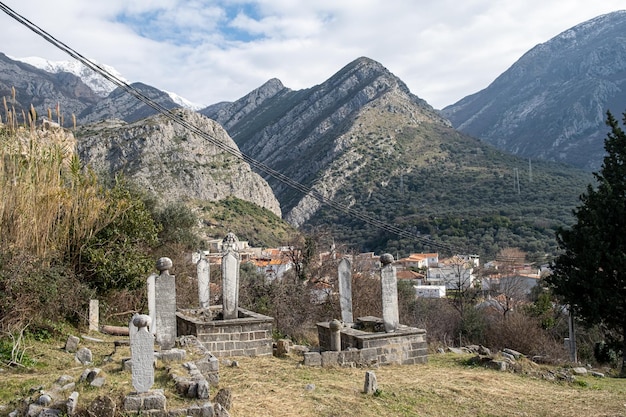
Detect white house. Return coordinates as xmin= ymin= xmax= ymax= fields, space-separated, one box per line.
xmin=414 ymin=285 xmax=446 ymax=298
xmin=427 ymin=263 xmax=475 ymax=290
xmin=397 ymin=253 xmax=439 ymax=269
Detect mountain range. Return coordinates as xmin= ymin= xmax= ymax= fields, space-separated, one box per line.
xmin=4 ymin=12 xmax=622 ymax=258
xmin=442 ymin=10 xmax=626 ymax=171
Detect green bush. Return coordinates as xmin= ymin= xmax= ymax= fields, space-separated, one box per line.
xmin=78 ymin=178 xmax=160 ymax=293
xmin=156 ymin=202 xmax=200 ymax=248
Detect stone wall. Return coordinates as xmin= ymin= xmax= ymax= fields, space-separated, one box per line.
xmin=177 ymin=307 xmax=273 ymax=357
xmin=313 ymin=317 xmax=428 ymax=367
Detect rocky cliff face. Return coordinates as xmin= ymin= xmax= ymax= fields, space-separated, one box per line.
xmin=76 ymin=109 xmax=281 ymax=216
xmin=201 ymin=57 xmax=450 ymax=225
xmin=76 ymin=82 xmax=179 ymax=125
xmin=442 ymin=11 xmax=626 ymax=171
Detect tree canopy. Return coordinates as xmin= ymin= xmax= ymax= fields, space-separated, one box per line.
xmin=547 ymin=111 xmax=626 ymax=375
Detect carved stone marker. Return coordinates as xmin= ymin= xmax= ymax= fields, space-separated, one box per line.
xmin=380 ymin=253 xmax=399 ymax=332
xmin=221 ymin=233 xmax=241 ymax=320
xmin=146 ymin=273 xmax=157 ymax=335
xmin=364 ymin=371 xmax=378 ymax=394
xmin=337 ymin=258 xmax=353 ymax=324
xmin=130 ymin=315 xmax=154 ymax=393
xmin=155 ymin=257 xmax=177 ymax=349
xmin=197 ymin=252 xmax=210 ymax=309
xmin=89 ymin=299 xmax=99 ymax=331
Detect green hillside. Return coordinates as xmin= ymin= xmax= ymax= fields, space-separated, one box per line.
xmin=307 ymin=120 xmax=593 ymax=261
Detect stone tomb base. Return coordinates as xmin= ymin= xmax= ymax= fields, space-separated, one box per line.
xmin=176 ymin=306 xmax=274 ymax=357
xmin=314 ymin=316 xmax=428 ymax=367
xmin=123 ymin=390 xmax=166 ymax=415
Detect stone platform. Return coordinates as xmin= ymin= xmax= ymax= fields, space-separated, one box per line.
xmin=176 ymin=306 xmax=274 ymax=357
xmin=314 ymin=316 xmax=428 ymax=367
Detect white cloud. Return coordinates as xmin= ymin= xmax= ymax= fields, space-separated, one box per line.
xmin=0 ymin=0 xmax=624 ymax=109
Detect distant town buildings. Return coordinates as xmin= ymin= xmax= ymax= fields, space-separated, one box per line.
xmin=196 ymin=240 xmax=541 ymax=307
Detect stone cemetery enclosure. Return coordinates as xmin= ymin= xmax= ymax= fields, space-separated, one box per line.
xmin=311 ymin=254 xmax=428 ymax=367
xmin=177 ymin=306 xmax=274 ymax=357
xmin=315 ymin=316 xmax=428 ymax=366
xmin=177 ymin=232 xmax=274 ymax=357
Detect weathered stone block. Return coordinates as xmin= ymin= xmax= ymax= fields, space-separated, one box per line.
xmin=321 ymin=351 xmax=339 ymax=367
xmin=304 ymin=352 xmax=322 ymax=366
xmin=142 ymin=391 xmax=167 ymax=410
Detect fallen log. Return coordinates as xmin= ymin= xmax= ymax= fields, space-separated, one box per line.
xmin=100 ymin=325 xmax=129 ymax=336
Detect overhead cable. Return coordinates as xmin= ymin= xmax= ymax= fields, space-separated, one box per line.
xmin=0 ymin=1 xmax=461 ymax=255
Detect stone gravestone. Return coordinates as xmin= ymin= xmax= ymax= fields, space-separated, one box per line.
xmin=197 ymin=252 xmax=210 ymax=309
xmin=89 ymin=299 xmax=99 ymax=332
xmin=155 ymin=257 xmax=177 ymax=350
xmin=221 ymin=233 xmax=241 ymax=320
xmin=337 ymin=258 xmax=354 ymax=324
xmin=146 ymin=273 xmax=157 ymax=335
xmin=130 ymin=315 xmax=154 ymax=393
xmin=380 ymin=253 xmax=399 ymax=332
xmin=364 ymin=370 xmax=378 ymax=394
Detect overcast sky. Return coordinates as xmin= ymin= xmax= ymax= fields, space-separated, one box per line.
xmin=0 ymin=1 xmax=624 ymax=109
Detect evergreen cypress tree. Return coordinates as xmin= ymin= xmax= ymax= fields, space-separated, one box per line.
xmin=548 ymin=111 xmax=626 ymax=375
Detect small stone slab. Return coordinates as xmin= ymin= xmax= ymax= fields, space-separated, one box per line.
xmin=364 ymin=371 xmax=378 ymax=394
xmin=502 ymin=348 xmax=523 ymax=359
xmin=64 ymin=336 xmax=80 ymax=353
xmin=66 ymin=392 xmax=79 ymax=416
xmin=75 ymin=348 xmax=92 ymax=365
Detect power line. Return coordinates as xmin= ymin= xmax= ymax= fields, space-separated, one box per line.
xmin=0 ymin=1 xmax=461 ymax=255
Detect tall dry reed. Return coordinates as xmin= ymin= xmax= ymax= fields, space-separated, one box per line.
xmin=0 ymin=125 xmax=126 ymax=262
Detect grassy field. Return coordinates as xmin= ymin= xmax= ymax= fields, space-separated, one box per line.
xmin=1 ymin=332 xmax=625 ymax=417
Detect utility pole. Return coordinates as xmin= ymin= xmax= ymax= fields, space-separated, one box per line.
xmin=568 ymin=308 xmax=577 ymax=363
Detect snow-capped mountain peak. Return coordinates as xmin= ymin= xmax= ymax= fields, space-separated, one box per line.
xmin=15 ymin=56 xmax=126 ymax=97
xmin=165 ymin=91 xmax=204 ymax=111
xmin=13 ymin=56 xmax=204 ymax=110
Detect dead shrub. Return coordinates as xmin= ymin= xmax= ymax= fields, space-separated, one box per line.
xmin=352 ymin=272 xmax=382 ymax=319
xmin=484 ymin=311 xmax=567 ymax=359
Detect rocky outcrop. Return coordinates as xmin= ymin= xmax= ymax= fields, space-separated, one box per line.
xmin=76 ymin=82 xmax=180 ymax=125
xmin=202 ymin=57 xmax=449 ymax=224
xmin=442 ymin=11 xmax=626 ymax=171
xmin=76 ymin=109 xmax=281 ymax=216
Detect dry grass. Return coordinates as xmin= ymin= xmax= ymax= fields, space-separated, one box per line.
xmin=1 ymin=332 xmax=625 ymax=417
xmin=221 ymin=354 xmax=626 ymax=417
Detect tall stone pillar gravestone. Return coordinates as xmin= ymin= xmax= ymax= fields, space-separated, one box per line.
xmin=130 ymin=315 xmax=154 ymax=393
xmin=89 ymin=299 xmax=99 ymax=331
xmin=380 ymin=253 xmax=399 ymax=332
xmin=221 ymin=232 xmax=241 ymax=320
xmin=155 ymin=257 xmax=177 ymax=350
xmin=337 ymin=258 xmax=354 ymax=324
xmin=147 ymin=273 xmax=157 ymax=335
xmin=197 ymin=252 xmax=210 ymax=309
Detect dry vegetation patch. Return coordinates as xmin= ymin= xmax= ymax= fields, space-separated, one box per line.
xmin=1 ymin=335 xmax=625 ymax=417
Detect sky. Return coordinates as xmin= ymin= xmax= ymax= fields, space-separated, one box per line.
xmin=0 ymin=1 xmax=624 ymax=110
